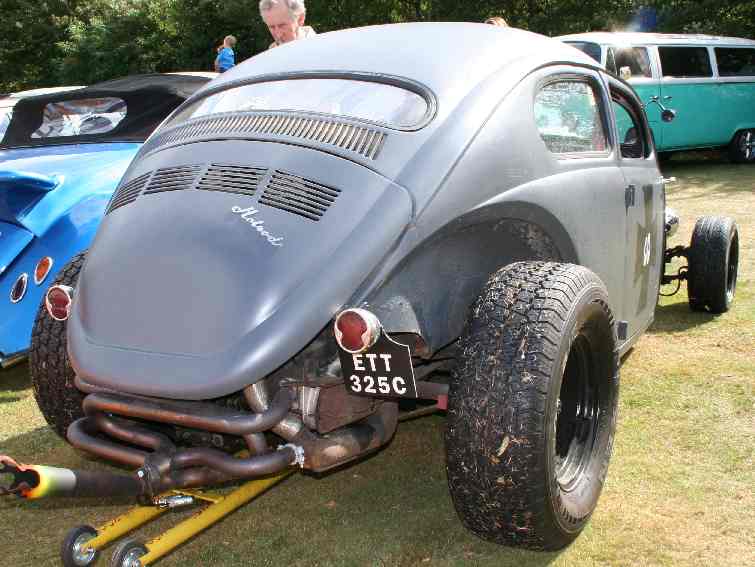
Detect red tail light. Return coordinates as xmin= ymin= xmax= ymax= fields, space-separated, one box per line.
xmin=334 ymin=308 xmax=381 ymax=354
xmin=45 ymin=285 xmax=74 ymax=322
xmin=34 ymin=256 xmax=54 ymax=285
xmin=10 ymin=274 xmax=28 ymax=303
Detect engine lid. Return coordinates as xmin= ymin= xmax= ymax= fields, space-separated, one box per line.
xmin=68 ymin=140 xmax=412 ymax=399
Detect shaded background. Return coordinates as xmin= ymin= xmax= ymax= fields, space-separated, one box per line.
xmin=1 ymin=0 xmax=755 ymax=93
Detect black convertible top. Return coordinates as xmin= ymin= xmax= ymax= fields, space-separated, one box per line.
xmin=1 ymin=73 xmax=213 ymax=148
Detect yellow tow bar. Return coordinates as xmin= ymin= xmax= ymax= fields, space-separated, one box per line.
xmin=64 ymin=470 xmax=294 ymax=566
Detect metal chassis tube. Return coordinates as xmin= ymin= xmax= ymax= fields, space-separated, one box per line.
xmin=78 ymin=470 xmax=293 ymax=566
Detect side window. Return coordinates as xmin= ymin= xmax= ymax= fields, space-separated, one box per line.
xmin=31 ymin=98 xmax=127 ymax=139
xmin=659 ymin=47 xmax=713 ymax=78
xmin=609 ymin=47 xmax=653 ymax=79
xmin=565 ymin=42 xmax=602 ymax=63
xmin=606 ymin=49 xmax=618 ymax=75
xmin=612 ymin=100 xmax=646 ymax=159
xmin=534 ymin=80 xmax=607 ymax=155
xmin=715 ymin=47 xmax=755 ymax=77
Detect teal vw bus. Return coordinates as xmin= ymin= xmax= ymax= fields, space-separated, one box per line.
xmin=558 ymin=32 xmax=755 ymax=162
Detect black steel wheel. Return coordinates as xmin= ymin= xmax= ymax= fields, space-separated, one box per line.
xmin=29 ymin=252 xmax=87 ymax=440
xmin=61 ymin=525 xmax=99 ymax=567
xmin=446 ymin=262 xmax=619 ymax=550
xmin=110 ymin=538 xmax=148 ymax=567
xmin=688 ymin=217 xmax=739 ymax=313
xmin=728 ymin=129 xmax=755 ymax=163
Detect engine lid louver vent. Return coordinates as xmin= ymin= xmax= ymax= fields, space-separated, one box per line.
xmin=107 ymin=172 xmax=151 ymax=214
xmin=197 ymin=164 xmax=267 ymax=196
xmin=259 ymin=170 xmax=340 ymax=221
xmin=143 ymin=165 xmax=202 ymax=195
xmin=142 ymin=113 xmax=387 ymax=160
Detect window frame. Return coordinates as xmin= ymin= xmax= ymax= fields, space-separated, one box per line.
xmin=533 ymin=73 xmax=613 ymax=160
xmin=607 ymin=78 xmax=654 ymax=161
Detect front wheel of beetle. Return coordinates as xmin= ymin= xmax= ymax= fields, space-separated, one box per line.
xmin=445 ymin=262 xmax=619 ymax=550
xmin=687 ymin=216 xmax=739 ymax=314
xmin=61 ymin=525 xmax=99 ymax=567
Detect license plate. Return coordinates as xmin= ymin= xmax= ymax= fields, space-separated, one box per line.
xmin=338 ymin=333 xmax=417 ymax=399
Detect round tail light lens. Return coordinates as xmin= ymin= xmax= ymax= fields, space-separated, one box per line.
xmin=10 ymin=273 xmax=28 ymax=303
xmin=45 ymin=285 xmax=74 ymax=322
xmin=334 ymin=308 xmax=381 ymax=354
xmin=34 ymin=256 xmax=54 ymax=285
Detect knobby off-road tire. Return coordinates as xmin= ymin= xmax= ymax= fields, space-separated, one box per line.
xmin=30 ymin=252 xmax=87 ymax=440
xmin=446 ymin=262 xmax=619 ymax=550
xmin=687 ymin=216 xmax=739 ymax=314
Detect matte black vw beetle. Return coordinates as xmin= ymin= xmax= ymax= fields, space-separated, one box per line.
xmin=5 ymin=23 xmax=739 ymax=554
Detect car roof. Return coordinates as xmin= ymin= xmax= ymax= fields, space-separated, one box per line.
xmin=1 ymin=73 xmax=214 ymax=148
xmin=0 ymin=86 xmax=85 ymax=110
xmin=557 ymin=32 xmax=755 ymax=47
xmin=209 ymin=23 xmax=598 ymax=107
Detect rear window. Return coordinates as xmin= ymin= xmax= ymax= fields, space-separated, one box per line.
xmin=166 ymin=78 xmax=430 ymax=130
xmin=715 ymin=47 xmax=755 ymax=77
xmin=659 ymin=47 xmax=713 ymax=78
xmin=31 ymin=98 xmax=127 ymax=139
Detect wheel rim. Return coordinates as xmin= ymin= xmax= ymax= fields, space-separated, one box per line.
xmin=71 ymin=532 xmax=97 ymax=566
xmin=555 ymin=335 xmax=599 ymax=490
xmin=121 ymin=547 xmax=146 ymax=567
xmin=726 ymin=231 xmax=739 ymax=303
xmin=740 ymin=130 xmax=754 ymax=161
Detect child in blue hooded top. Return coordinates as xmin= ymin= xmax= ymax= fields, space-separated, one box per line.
xmin=214 ymin=35 xmax=237 ymax=73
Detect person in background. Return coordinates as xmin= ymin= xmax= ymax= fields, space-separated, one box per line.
xmin=259 ymin=0 xmax=316 ymax=49
xmin=214 ymin=35 xmax=237 ymax=72
xmin=485 ymin=16 xmax=509 ymax=27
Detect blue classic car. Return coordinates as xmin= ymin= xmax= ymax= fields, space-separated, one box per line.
xmin=0 ymin=73 xmax=213 ymax=368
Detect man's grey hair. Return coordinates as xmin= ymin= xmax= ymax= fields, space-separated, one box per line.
xmin=259 ymin=0 xmax=306 ymax=19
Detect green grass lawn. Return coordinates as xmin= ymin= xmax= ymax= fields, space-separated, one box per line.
xmin=1 ymin=154 xmax=753 ymax=566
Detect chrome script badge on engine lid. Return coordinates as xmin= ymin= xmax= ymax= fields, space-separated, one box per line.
xmin=338 ymin=333 xmax=417 ymax=398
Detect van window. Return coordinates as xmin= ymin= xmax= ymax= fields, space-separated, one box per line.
xmin=534 ymin=81 xmax=607 ymax=154
xmin=608 ymin=47 xmax=653 ymax=78
xmin=565 ymin=42 xmax=602 ymax=63
xmin=659 ymin=47 xmax=713 ymax=78
xmin=715 ymin=47 xmax=755 ymax=77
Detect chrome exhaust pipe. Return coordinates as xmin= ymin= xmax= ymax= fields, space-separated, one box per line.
xmin=0 ymin=455 xmax=142 ymax=500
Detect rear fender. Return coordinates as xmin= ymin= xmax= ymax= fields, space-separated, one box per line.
xmin=366 ymin=202 xmax=576 ymax=351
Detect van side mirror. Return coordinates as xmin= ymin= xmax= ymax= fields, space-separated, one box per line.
xmin=661 ymin=108 xmax=676 ymax=123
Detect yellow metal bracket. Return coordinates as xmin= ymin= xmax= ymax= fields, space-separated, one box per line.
xmin=78 ymin=469 xmax=294 ymax=565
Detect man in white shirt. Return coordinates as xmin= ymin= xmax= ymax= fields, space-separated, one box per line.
xmin=259 ymin=0 xmax=317 ymax=49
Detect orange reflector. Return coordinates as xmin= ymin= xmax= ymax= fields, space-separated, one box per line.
xmin=34 ymin=256 xmax=53 ymax=285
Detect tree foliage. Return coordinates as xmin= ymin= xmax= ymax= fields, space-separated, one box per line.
xmin=1 ymin=0 xmax=754 ymax=92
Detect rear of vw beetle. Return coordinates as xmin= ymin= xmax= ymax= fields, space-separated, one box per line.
xmin=5 ymin=23 xmax=738 ymax=554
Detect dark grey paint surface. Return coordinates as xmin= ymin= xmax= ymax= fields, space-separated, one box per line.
xmin=69 ymin=23 xmax=664 ymax=399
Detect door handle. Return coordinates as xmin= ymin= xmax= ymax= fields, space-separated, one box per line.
xmin=625 ymin=184 xmax=636 ymax=208
xmin=663 ymin=95 xmax=673 ymax=101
